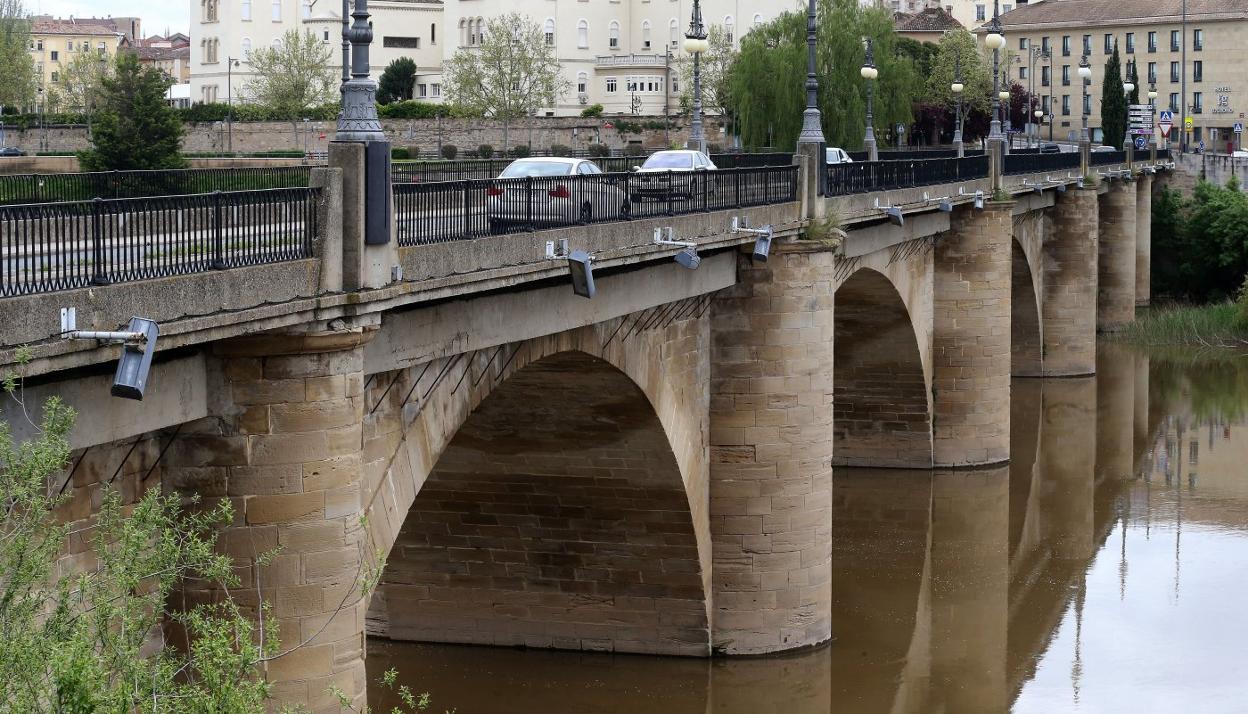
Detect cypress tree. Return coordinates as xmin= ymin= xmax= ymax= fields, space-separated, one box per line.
xmin=1101 ymin=44 xmax=1126 ymax=149
xmin=79 ymin=53 xmax=184 ymax=171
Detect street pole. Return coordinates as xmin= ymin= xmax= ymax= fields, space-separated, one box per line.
xmin=336 ymin=0 xmax=384 ymax=142
xmin=1123 ymin=61 xmax=1135 ymax=151
xmin=1048 ymin=50 xmax=1055 ymax=142
xmin=683 ymin=0 xmax=708 ymax=154
xmin=1079 ymin=54 xmax=1092 ymax=172
xmin=986 ymin=2 xmax=1004 ymax=142
xmin=664 ymin=50 xmax=671 ymax=146
xmin=1181 ymin=0 xmax=1187 ymax=153
xmin=952 ymin=54 xmax=965 ymax=158
xmin=227 ymin=57 xmax=239 ymax=154
xmin=796 ymin=0 xmax=827 ymax=193
xmin=862 ymin=38 xmax=879 ymax=162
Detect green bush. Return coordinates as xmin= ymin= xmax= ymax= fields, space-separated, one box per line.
xmin=440 ymin=144 xmax=458 ymax=159
xmin=623 ymin=143 xmax=646 ymax=156
xmin=549 ymin=144 xmax=573 ymax=156
xmin=587 ymin=143 xmax=610 ymax=158
xmin=509 ymin=145 xmax=531 ymax=158
xmin=391 ymin=146 xmax=410 ymax=160
xmin=580 ymin=103 xmax=604 ymax=118
xmin=477 ymin=144 xmax=494 ymax=159
xmin=707 ymin=142 xmax=723 ymax=153
xmin=377 ymin=100 xmax=451 ymax=119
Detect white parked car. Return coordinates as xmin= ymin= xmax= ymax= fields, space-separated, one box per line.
xmin=629 ymin=149 xmax=718 ymax=202
xmin=486 ymin=158 xmax=629 ymax=233
xmin=826 ymin=147 xmax=853 ymax=164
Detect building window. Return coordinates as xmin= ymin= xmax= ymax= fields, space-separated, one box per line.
xmin=1148 ymin=31 xmax=1157 ymax=52
xmin=1170 ymin=30 xmax=1180 ymax=52
xmin=1002 ymin=3 xmax=1011 ymax=11
xmin=301 ymin=0 xmax=311 ymax=19
xmin=1193 ymin=60 xmax=1203 ymax=82
xmin=1170 ymin=61 xmax=1179 ymax=83
xmin=577 ymin=19 xmax=589 ymax=49
xmin=1062 ymin=35 xmax=1070 ymax=56
xmin=1019 ymin=66 xmax=1028 ymax=80
xmin=322 ymin=29 xmax=329 ymax=41
xmin=383 ymin=37 xmax=421 ymax=49
xmin=1019 ymin=38 xmax=1028 ymax=51
xmin=1062 ymin=94 xmax=1070 ymax=115
xmin=724 ymin=16 xmax=734 ymax=44
xmin=1125 ymin=32 xmax=1134 ymax=53
xmin=1194 ymin=29 xmax=1204 ymax=51
xmin=670 ymin=19 xmax=679 ymax=47
xmin=1169 ymin=92 xmax=1179 ymax=112
xmin=1104 ymin=33 xmax=1113 ymax=54
xmin=544 ymin=18 xmax=555 ymax=46
xmin=416 ymin=84 xmax=426 ymax=98
xmin=271 ymin=37 xmax=281 ymax=51
xmin=976 ymin=4 xmax=985 ymax=21
xmin=431 ymin=84 xmax=441 ymax=98
xmin=576 ymin=72 xmax=587 ymax=94
xmin=641 ymin=20 xmax=651 ymax=50
xmin=242 ymin=37 xmax=251 ymax=55
xmin=753 ymin=13 xmax=762 ymax=28
xmin=1147 ymin=62 xmax=1156 ymax=84
xmin=204 ymin=0 xmax=218 ymax=22
xmin=271 ymin=0 xmax=280 ymax=22
xmin=609 ymin=21 xmax=619 ymax=49
xmin=1062 ymin=65 xmax=1070 ymax=86
xmin=50 ymin=50 xmax=58 ymax=61
xmin=1082 ymin=34 xmax=1091 ymax=56
xmin=1042 ymin=65 xmax=1050 ymax=87
xmin=1041 ymin=36 xmax=1050 ymax=53
xmin=50 ymin=71 xmax=58 ymax=83
xmin=431 ymin=24 xmax=436 ymax=44
xmin=606 ymin=77 xmax=617 ymax=93
xmin=241 ymin=0 xmax=251 ymax=21
xmin=1192 ymin=92 xmax=1203 ymax=113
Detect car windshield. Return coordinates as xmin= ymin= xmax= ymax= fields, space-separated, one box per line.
xmin=642 ymin=153 xmax=694 ymax=169
xmin=499 ymin=161 xmax=574 ymax=178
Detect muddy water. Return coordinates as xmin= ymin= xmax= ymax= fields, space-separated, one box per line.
xmin=367 ymin=344 xmax=1248 ymax=714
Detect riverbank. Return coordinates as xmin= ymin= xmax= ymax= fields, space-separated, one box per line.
xmin=1117 ymin=303 xmax=1248 ymax=348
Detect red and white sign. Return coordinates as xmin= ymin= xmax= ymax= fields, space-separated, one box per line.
xmin=1160 ymin=123 xmax=1173 ymax=138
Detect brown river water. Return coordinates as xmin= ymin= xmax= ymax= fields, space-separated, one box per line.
xmin=366 ymin=343 xmax=1248 ymax=714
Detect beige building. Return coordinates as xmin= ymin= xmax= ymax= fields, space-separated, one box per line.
xmin=28 ymin=17 xmax=128 ymax=105
xmin=999 ymin=0 xmax=1248 ymax=149
xmin=134 ymin=34 xmax=191 ymax=85
xmin=879 ymin=0 xmax=1044 ymax=31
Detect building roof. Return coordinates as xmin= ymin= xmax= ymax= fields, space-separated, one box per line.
xmin=134 ymin=45 xmax=189 ymax=61
xmin=999 ymin=0 xmax=1248 ymax=29
xmin=894 ymin=7 xmax=964 ymax=33
xmin=31 ymin=17 xmax=122 ymax=37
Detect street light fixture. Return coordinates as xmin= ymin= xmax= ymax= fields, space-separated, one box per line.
xmin=1149 ymin=84 xmax=1159 ymax=149
xmin=1123 ymin=61 xmax=1136 ymax=149
xmin=226 ymin=57 xmax=241 ymax=154
xmin=683 ymin=0 xmax=709 ymax=155
xmin=952 ymin=54 xmax=965 ymax=158
xmin=984 ymin=0 xmax=1005 ymax=144
xmin=861 ymin=37 xmax=879 ymax=161
xmin=1078 ymin=55 xmax=1092 ymax=144
xmin=796 ymin=0 xmax=827 ymax=192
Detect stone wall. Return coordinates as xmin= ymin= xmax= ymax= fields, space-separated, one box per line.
xmin=0 ymin=115 xmax=728 ymax=157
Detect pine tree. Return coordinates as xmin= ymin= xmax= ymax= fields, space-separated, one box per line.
xmin=377 ymin=57 xmax=417 ymax=104
xmin=1100 ymin=44 xmax=1126 ymax=149
xmin=79 ymin=53 xmax=184 ymax=171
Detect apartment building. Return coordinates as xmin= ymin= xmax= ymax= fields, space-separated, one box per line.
xmin=999 ymin=0 xmax=1248 ymax=148
xmin=27 ymin=17 xmax=128 ymax=107
xmin=191 ymin=0 xmax=800 ymax=115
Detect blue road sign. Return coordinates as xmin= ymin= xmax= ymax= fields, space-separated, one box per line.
xmin=1236 ymin=122 xmax=1244 ymax=134
xmin=1159 ymin=110 xmax=1174 ymax=123
xmin=1135 ymin=136 xmax=1148 ymax=150
xmin=1199 ymin=140 xmax=1206 ymax=151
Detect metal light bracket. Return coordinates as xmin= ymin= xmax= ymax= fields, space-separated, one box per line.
xmin=1022 ymin=179 xmax=1044 ymax=194
xmin=959 ymin=187 xmax=986 ymax=210
xmin=924 ymin=192 xmax=954 ymax=212
xmin=546 ymin=238 xmax=570 ymax=259
xmin=654 ymin=226 xmax=696 ymax=249
xmin=874 ymin=198 xmax=904 ymax=226
xmin=732 ymin=216 xmax=775 ymax=263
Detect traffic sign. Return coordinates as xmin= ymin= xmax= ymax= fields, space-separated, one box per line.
xmin=1199 ymin=140 xmax=1206 ymax=151
xmin=1185 ymin=116 xmax=1195 ymax=129
xmin=1135 ymin=136 xmax=1148 ymax=150
xmin=1236 ymin=122 xmax=1244 ymax=134
xmin=1159 ymin=110 xmax=1174 ymax=123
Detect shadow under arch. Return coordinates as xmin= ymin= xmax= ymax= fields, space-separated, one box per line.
xmin=833 ymin=267 xmax=932 ymax=468
xmin=1012 ymin=239 xmax=1043 ymax=376
xmin=368 ymin=350 xmax=710 ymax=656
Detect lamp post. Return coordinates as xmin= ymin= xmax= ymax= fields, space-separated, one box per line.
xmin=861 ymin=38 xmax=879 ymax=161
xmin=1078 ymin=54 xmax=1092 ymax=144
xmin=683 ymin=0 xmax=708 ymax=154
xmin=336 ymin=0 xmax=384 ymax=142
xmin=796 ymin=0 xmax=827 ymax=190
xmin=952 ymin=54 xmax=965 ymax=158
xmin=226 ymin=56 xmax=240 ymax=154
xmin=1123 ymin=64 xmax=1136 ymax=150
xmin=984 ymin=2 xmax=1005 ymax=143
xmin=1148 ymin=84 xmax=1159 ymax=150
xmin=1034 ymin=108 xmax=1044 ymax=144
xmin=1028 ymin=46 xmax=1049 ymax=148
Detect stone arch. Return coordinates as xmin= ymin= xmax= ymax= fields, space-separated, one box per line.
xmin=1011 ymin=239 xmax=1043 ymax=376
xmin=357 ymin=305 xmax=712 ymax=656
xmin=833 ymin=267 xmax=932 ymax=469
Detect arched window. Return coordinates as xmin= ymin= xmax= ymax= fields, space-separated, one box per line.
xmin=241 ymin=37 xmax=252 ymax=55
xmin=241 ymin=0 xmax=251 ymax=21
xmin=669 ymin=18 xmax=679 ymax=48
xmin=205 ymin=0 xmax=218 ymax=22
xmin=609 ymin=20 xmax=620 ymax=49
xmin=641 ymin=20 xmax=651 ymax=50
xmin=459 ymin=19 xmax=466 ymax=46
xmin=724 ymin=16 xmax=734 ymax=44
xmin=753 ymin=13 xmax=763 ymax=27
xmin=544 ymin=18 xmax=555 ymax=46
xmin=271 ymin=0 xmax=280 ymax=21
xmin=272 ymin=37 xmax=283 ymax=51
xmin=577 ymin=71 xmax=588 ymax=95
xmin=475 ymin=18 xmax=485 ymax=45
xmin=577 ymin=19 xmax=588 ymax=49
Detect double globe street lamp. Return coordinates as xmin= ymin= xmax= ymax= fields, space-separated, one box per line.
xmin=984 ymin=2 xmax=1006 ymax=146
xmin=861 ymin=38 xmax=879 ymax=161
xmin=951 ymin=55 xmax=965 ymax=157
xmin=1078 ymin=55 xmax=1092 ymax=144
xmin=683 ymin=0 xmax=709 ymax=155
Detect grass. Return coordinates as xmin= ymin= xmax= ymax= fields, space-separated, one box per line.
xmin=1116 ymin=302 xmax=1248 ymax=348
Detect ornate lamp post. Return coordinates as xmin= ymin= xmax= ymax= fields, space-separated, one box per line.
xmin=984 ymin=2 xmax=1006 ymax=143
xmin=952 ymin=55 xmax=965 ymax=158
xmin=1028 ymin=46 xmax=1049 ymax=148
xmin=1122 ymin=61 xmax=1136 ymax=149
xmin=1034 ymin=108 xmax=1044 ymax=143
xmin=861 ymin=38 xmax=879 ymax=161
xmin=226 ymin=57 xmax=241 ymax=153
xmin=1148 ymin=84 xmax=1159 ymax=149
xmin=796 ymin=0 xmax=826 ymax=189
xmin=336 ymin=0 xmax=384 ymax=142
xmin=683 ymin=0 xmax=709 ymax=154
xmin=1078 ymin=55 xmax=1092 ymax=144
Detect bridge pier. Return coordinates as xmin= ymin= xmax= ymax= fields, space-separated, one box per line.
xmin=1041 ymin=186 xmax=1100 ymax=376
xmin=932 ymin=203 xmax=1013 ymax=467
xmin=1096 ymin=342 xmax=1136 ymax=483
xmin=181 ymin=326 xmax=374 ymax=713
xmin=1039 ymin=377 xmax=1097 ymax=561
xmin=1097 ymin=179 xmax=1138 ymax=332
xmin=1136 ymin=173 xmax=1153 ymax=307
xmin=709 ymin=244 xmax=835 ymax=655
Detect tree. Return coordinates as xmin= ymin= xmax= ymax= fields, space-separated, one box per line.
xmin=1101 ymin=43 xmax=1126 ymax=149
xmin=243 ymin=29 xmax=336 ymax=117
xmin=442 ymin=12 xmax=569 ymax=149
xmin=1125 ymin=59 xmax=1140 ymax=107
xmin=925 ymin=29 xmax=992 ymax=142
xmin=0 ymin=0 xmax=36 ymax=118
xmin=675 ymin=24 xmax=737 ymax=124
xmin=377 ymin=57 xmax=417 ymax=104
xmin=79 ymin=52 xmax=184 ymax=171
xmin=49 ymin=49 xmax=111 ymax=114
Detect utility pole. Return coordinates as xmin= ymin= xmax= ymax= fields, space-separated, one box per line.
xmin=1181 ymin=0 xmax=1187 ymax=153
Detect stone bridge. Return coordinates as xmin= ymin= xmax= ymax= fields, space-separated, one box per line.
xmin=0 ymin=144 xmax=1166 ymax=710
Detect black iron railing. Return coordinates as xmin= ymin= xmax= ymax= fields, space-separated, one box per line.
xmin=846 ymin=148 xmax=987 ymax=161
xmin=825 ymin=156 xmax=991 ymax=196
xmin=1003 ymin=151 xmax=1083 ymax=175
xmin=391 ymin=153 xmax=795 ymax=184
xmin=0 ymin=187 xmax=318 ymax=297
xmin=393 ymin=165 xmax=799 ymax=246
xmin=1090 ymin=150 xmax=1128 ymax=166
xmin=0 ymin=167 xmax=312 ymax=206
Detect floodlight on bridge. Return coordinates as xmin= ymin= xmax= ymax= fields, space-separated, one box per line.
xmin=1045 ymin=176 xmax=1067 ymax=192
xmin=731 ymin=216 xmax=775 ymax=263
xmin=567 ymin=250 xmax=597 ymax=298
xmin=874 ymin=198 xmax=904 ymax=227
xmin=61 ymin=310 xmax=160 ymax=401
xmin=654 ymin=227 xmax=702 ymax=270
xmin=922 ymin=192 xmax=954 ymax=213
xmin=545 ymin=238 xmax=570 ymax=259
xmin=958 ymin=187 xmax=986 ymax=210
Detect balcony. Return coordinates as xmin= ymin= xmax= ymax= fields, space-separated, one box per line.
xmin=595 ymin=53 xmax=669 ymax=68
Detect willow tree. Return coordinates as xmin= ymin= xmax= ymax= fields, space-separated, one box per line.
xmin=0 ymin=0 xmax=36 ymax=122
xmin=728 ymin=0 xmax=918 ymax=152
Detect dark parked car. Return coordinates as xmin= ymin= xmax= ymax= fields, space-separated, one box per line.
xmin=1039 ymin=143 xmax=1062 ymax=154
xmin=0 ymin=147 xmax=25 ymax=157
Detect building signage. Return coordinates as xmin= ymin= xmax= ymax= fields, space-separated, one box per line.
xmin=1129 ymin=104 xmax=1154 ymax=135
xmin=1214 ymin=86 xmax=1235 ymax=115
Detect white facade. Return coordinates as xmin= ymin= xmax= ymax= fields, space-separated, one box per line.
xmin=191 ymin=0 xmax=803 ymax=115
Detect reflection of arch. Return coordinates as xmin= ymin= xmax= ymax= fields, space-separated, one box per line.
xmin=1012 ymin=239 xmax=1043 ymax=376
xmin=834 ymin=268 xmax=932 ymax=468
xmin=370 ymin=351 xmax=708 ymax=655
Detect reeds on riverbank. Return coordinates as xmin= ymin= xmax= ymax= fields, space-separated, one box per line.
xmin=1116 ymin=302 xmax=1248 ymax=348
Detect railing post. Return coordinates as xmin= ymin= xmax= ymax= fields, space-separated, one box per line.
xmin=463 ymin=180 xmax=470 ymax=239
xmin=525 ymin=176 xmax=534 ymax=231
xmin=211 ymin=190 xmax=226 ymax=270
xmin=701 ymin=169 xmax=710 ymax=212
xmin=667 ymin=171 xmax=674 ymax=216
xmin=735 ymin=169 xmax=742 ymax=208
xmin=90 ymin=197 xmax=109 ymax=285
